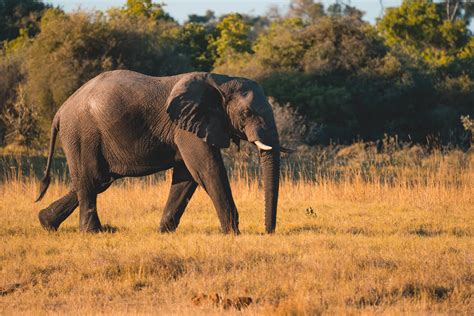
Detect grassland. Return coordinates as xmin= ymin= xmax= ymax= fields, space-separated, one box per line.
xmin=0 ymin=144 xmax=473 ymax=314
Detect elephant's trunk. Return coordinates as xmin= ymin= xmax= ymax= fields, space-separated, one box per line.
xmin=260 ymin=149 xmax=280 ymax=233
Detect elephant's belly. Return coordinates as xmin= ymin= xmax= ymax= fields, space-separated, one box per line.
xmin=106 ymin=143 xmax=178 ymax=178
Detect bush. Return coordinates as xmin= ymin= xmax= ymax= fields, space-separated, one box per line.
xmin=0 ymin=50 xmax=26 ymax=145
xmin=268 ymin=97 xmax=307 ymax=147
xmin=2 ymin=84 xmax=40 ymax=146
xmin=461 ymin=115 xmax=474 ymax=144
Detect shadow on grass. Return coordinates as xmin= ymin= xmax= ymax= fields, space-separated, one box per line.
xmin=281 ymin=224 xmax=326 ymax=235
xmin=42 ymin=224 xmax=121 ymax=234
xmin=101 ymin=224 xmax=119 ymax=233
xmin=346 ymin=283 xmax=453 ymax=308
xmin=408 ymin=225 xmax=443 ymax=237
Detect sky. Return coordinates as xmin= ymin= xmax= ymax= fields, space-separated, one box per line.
xmin=48 ymin=0 xmax=405 ymax=24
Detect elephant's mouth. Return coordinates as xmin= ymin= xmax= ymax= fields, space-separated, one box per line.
xmin=244 ymin=126 xmax=277 ymax=147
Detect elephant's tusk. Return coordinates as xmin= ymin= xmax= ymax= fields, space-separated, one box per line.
xmin=255 ymin=141 xmax=272 ymax=151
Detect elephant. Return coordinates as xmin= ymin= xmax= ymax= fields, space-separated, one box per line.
xmin=36 ymin=70 xmax=287 ymax=234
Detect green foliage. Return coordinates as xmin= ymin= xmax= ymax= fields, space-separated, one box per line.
xmin=217 ymin=9 xmax=473 ymax=144
xmin=377 ymin=0 xmax=471 ymax=66
xmin=121 ymin=0 xmax=173 ymax=21
xmin=209 ymin=13 xmax=252 ymax=66
xmin=219 ymin=15 xmax=393 ymax=142
xmin=3 ymin=27 xmax=31 ymax=54
xmin=0 ymin=0 xmax=52 ymax=44
xmin=176 ymin=22 xmax=214 ymax=71
xmin=301 ymin=17 xmax=387 ymax=74
xmin=25 ymin=8 xmax=190 ymax=133
xmin=253 ymin=18 xmax=307 ymax=72
xmin=0 ymin=0 xmax=473 ymax=148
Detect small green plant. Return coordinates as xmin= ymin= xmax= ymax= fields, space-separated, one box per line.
xmin=460 ymin=115 xmax=473 ymax=144
xmin=305 ymin=206 xmax=317 ymax=217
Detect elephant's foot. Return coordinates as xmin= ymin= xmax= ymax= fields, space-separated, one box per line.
xmin=80 ymin=223 xmax=102 ymax=233
xmin=158 ymin=219 xmax=178 ymax=233
xmin=220 ymin=220 xmax=240 ymax=235
xmin=38 ymin=191 xmax=79 ymax=231
xmin=158 ymin=222 xmax=177 ymax=233
xmin=38 ymin=209 xmax=60 ymax=231
xmin=222 ymin=227 xmax=241 ymax=235
xmin=80 ymin=211 xmax=102 ymax=233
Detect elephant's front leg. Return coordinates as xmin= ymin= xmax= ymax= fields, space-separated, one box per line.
xmin=159 ymin=162 xmax=198 ymax=232
xmin=175 ymin=130 xmax=240 ymax=234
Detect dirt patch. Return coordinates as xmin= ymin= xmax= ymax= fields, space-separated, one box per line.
xmin=0 ymin=283 xmax=23 ymax=296
xmin=0 ymin=277 xmax=38 ymax=296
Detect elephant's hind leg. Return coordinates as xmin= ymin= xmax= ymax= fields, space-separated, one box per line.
xmin=159 ymin=162 xmax=198 ymax=233
xmin=38 ymin=191 xmax=79 ymax=231
xmin=75 ymin=175 xmax=114 ymax=233
xmin=77 ymin=181 xmax=102 ymax=233
xmin=77 ymin=180 xmax=113 ymax=233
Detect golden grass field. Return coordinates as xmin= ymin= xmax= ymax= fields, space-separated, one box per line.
xmin=0 ymin=145 xmax=473 ymax=314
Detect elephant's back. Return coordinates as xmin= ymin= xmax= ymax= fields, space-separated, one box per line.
xmin=63 ymin=71 xmax=169 ymax=112
xmin=57 ymin=70 xmax=176 ymax=130
xmin=57 ymin=70 xmax=180 ymax=168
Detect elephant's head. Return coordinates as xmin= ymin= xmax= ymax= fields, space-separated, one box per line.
xmin=166 ymin=72 xmax=283 ymax=233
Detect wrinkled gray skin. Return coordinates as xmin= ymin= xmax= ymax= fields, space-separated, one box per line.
xmin=36 ymin=70 xmax=281 ymax=234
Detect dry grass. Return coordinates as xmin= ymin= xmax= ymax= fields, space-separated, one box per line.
xmin=0 ymin=146 xmax=473 ymax=314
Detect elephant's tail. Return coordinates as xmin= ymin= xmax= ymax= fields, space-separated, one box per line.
xmin=35 ymin=114 xmax=60 ymax=202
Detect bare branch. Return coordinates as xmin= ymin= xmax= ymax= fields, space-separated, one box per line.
xmin=450 ymin=0 xmax=460 ymax=21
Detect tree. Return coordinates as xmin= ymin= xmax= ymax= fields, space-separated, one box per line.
xmin=377 ymin=0 xmax=471 ymax=66
xmin=0 ymin=0 xmax=52 ymax=44
xmin=288 ymin=0 xmax=325 ymax=23
xmin=327 ymin=2 xmax=364 ymax=19
xmin=187 ymin=10 xmax=215 ymax=24
xmin=121 ymin=0 xmax=173 ymax=21
xmin=177 ymin=22 xmax=215 ymax=71
xmin=434 ymin=0 xmax=474 ymax=22
xmin=241 ymin=14 xmax=271 ymax=41
xmin=302 ymin=16 xmax=387 ymax=74
xmin=252 ymin=18 xmax=307 ymax=72
xmin=209 ymin=13 xmax=252 ymax=66
xmin=221 ymin=14 xmax=394 ymax=142
xmin=25 ymin=8 xmax=190 ymax=134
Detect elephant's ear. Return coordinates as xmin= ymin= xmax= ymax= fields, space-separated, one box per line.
xmin=166 ymin=73 xmax=230 ymax=148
